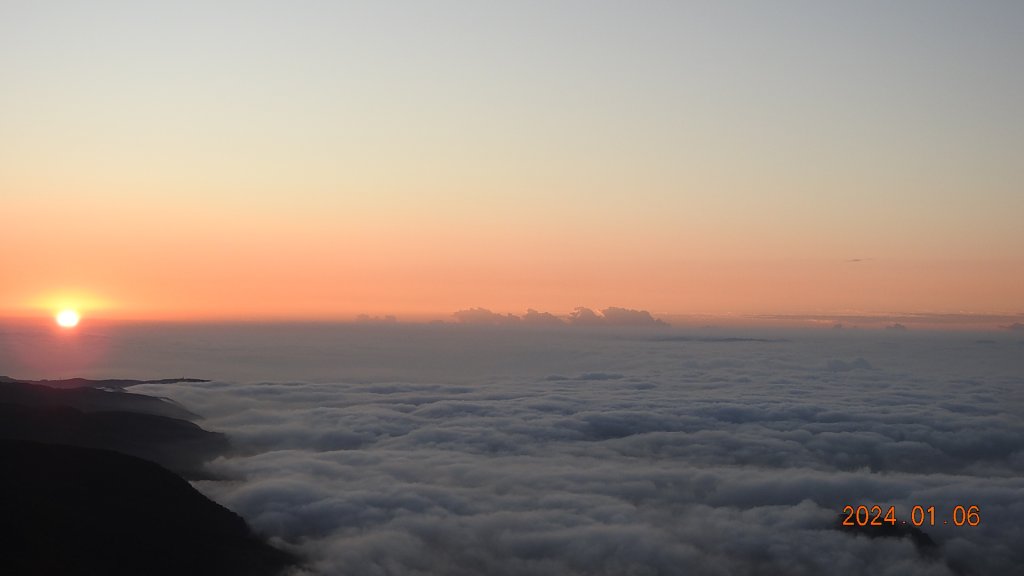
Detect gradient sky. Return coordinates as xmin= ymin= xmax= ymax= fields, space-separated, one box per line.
xmin=3 ymin=1 xmax=1022 ymax=321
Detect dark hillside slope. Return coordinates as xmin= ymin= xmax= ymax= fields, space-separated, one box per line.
xmin=0 ymin=377 xmax=199 ymax=420
xmin=0 ymin=439 xmax=295 ymax=576
xmin=0 ymin=402 xmax=229 ymax=478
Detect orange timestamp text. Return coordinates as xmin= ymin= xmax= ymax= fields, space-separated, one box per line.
xmin=841 ymin=505 xmax=980 ymax=527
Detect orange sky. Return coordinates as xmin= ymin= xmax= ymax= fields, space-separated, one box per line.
xmin=3 ymin=3 xmax=1022 ymax=323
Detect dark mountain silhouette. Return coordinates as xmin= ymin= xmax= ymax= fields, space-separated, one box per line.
xmin=0 ymin=375 xmax=210 ymax=389
xmin=0 ymin=402 xmax=228 ymax=479
xmin=0 ymin=376 xmax=298 ymax=573
xmin=0 ymin=439 xmax=295 ymax=576
xmin=0 ymin=377 xmax=228 ymax=478
xmin=0 ymin=376 xmax=200 ymax=420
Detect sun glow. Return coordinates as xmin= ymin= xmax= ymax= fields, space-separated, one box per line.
xmin=56 ymin=309 xmax=81 ymax=328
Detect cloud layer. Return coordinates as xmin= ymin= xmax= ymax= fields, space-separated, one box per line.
xmin=129 ymin=328 xmax=1024 ymax=575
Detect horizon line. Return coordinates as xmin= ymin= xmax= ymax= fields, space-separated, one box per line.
xmin=2 ymin=309 xmax=1022 ymax=332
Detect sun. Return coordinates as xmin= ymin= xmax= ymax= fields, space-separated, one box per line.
xmin=56 ymin=309 xmax=81 ymax=328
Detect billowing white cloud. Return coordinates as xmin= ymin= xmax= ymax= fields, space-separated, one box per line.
xmin=568 ymin=307 xmax=604 ymax=326
xmin=451 ymin=307 xmax=669 ymax=328
xmin=522 ymin=309 xmax=565 ymax=326
xmin=565 ymin=307 xmax=669 ymax=327
xmin=453 ymin=307 xmax=522 ymax=325
xmin=126 ymin=328 xmax=1024 ymax=575
xmin=599 ymin=307 xmax=669 ymax=327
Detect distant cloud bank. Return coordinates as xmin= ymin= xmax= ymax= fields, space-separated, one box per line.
xmin=453 ymin=306 xmax=670 ymax=327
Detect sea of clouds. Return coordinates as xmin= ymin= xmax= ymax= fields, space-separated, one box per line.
xmin=118 ymin=325 xmax=1024 ymax=575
